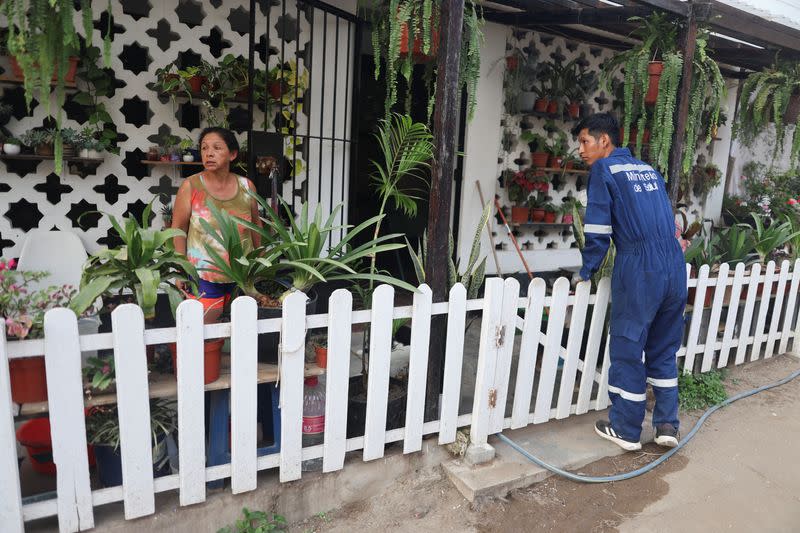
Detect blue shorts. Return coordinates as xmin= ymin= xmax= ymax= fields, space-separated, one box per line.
xmin=196 ymin=278 xmax=236 ymax=299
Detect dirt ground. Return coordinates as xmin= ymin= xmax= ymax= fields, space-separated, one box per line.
xmin=290 ymin=354 xmax=800 ymax=533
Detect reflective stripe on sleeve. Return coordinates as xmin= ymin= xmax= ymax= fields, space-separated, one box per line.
xmin=608 ymin=385 xmax=647 ymax=402
xmin=584 ymin=224 xmax=612 ymax=235
xmin=647 ymin=377 xmax=678 ymax=388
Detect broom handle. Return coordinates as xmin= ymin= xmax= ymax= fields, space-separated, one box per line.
xmin=475 ymin=180 xmax=503 ymax=277
xmin=478 ymin=182 xmax=534 ymax=280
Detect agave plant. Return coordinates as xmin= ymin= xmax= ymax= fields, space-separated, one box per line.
xmin=201 ymin=193 xmax=418 ymax=305
xmin=70 ymin=202 xmax=198 ymax=320
xmin=406 ymin=201 xmax=491 ymax=300
xmin=751 ymin=212 xmax=800 ymax=264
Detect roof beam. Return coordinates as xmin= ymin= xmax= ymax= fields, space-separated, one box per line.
xmin=487 ymin=5 xmax=651 ymax=25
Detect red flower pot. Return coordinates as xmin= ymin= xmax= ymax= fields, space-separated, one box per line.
xmin=9 ymin=356 xmax=48 ymax=404
xmin=8 ymin=55 xmax=79 ymax=82
xmin=568 ymin=101 xmax=580 ymax=118
xmin=562 ymin=213 xmax=574 ymax=225
xmin=544 ymin=211 xmax=557 ymax=223
xmin=531 ymin=208 xmax=546 ymax=222
xmin=268 ymin=81 xmax=284 ymax=99
xmin=546 ymin=100 xmax=558 ymax=114
xmin=506 ymin=56 xmax=519 ymax=71
xmin=170 ymin=339 xmax=224 ymax=385
xmin=511 ymin=206 xmax=530 ymax=224
xmin=565 ymin=161 xmax=575 ymax=170
xmin=315 ymin=346 xmax=328 ymax=369
xmin=531 ymin=152 xmax=549 ymax=167
xmin=534 ymin=98 xmax=549 ymax=112
xmin=188 ymin=75 xmax=206 ymax=93
xmin=549 ymin=155 xmax=563 ymax=168
xmin=399 ymin=20 xmax=440 ymax=61
xmin=645 ymin=61 xmax=664 ymax=105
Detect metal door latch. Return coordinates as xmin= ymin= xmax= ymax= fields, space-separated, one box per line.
xmin=488 ymin=388 xmax=497 ymax=408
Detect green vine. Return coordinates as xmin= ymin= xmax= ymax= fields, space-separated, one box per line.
xmin=2 ymin=0 xmax=112 ymax=172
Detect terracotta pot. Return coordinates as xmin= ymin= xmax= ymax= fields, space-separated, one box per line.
xmin=531 ymin=208 xmax=546 ymax=222
xmin=549 ymin=155 xmax=563 ymax=168
xmin=10 ymin=356 xmax=48 ymax=404
xmin=534 ymin=98 xmax=549 ymax=112
xmin=530 ymin=152 xmax=549 ymax=167
xmin=546 ymin=100 xmax=558 ymax=114
xmin=511 ymin=206 xmax=530 ymax=224
xmin=567 ymin=101 xmax=580 ymax=118
xmin=9 ymin=55 xmax=79 ymax=82
xmin=235 ymin=87 xmax=250 ymax=100
xmin=645 ymin=61 xmax=664 ymax=105
xmin=268 ymin=81 xmax=284 ymax=99
xmin=315 ymin=346 xmax=328 ymax=369
xmin=169 ymin=339 xmax=224 ymax=384
xmin=188 ymin=75 xmax=206 ymax=93
xmin=565 ymin=161 xmax=574 ymax=170
xmin=35 ymin=144 xmax=54 ymax=157
xmin=506 ymin=56 xmax=519 ymax=71
xmin=619 ymin=128 xmax=651 ymax=145
xmin=399 ymin=19 xmax=440 ymax=60
xmin=544 ymin=211 xmax=557 ymax=223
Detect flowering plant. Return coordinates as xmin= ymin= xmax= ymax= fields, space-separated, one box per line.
xmin=0 ymin=259 xmax=76 ymax=340
xmin=83 ymin=356 xmax=116 ymax=392
xmin=507 ymin=169 xmax=549 ymax=205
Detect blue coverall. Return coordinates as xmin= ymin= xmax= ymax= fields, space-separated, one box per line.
xmin=580 ymin=147 xmax=686 ymax=442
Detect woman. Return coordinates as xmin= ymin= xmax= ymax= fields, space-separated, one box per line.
xmin=172 ymin=127 xmax=261 ymax=322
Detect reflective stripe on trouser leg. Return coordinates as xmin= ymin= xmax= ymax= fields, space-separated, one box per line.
xmin=608 ymin=333 xmax=648 ymax=442
xmin=644 ymin=292 xmax=685 ymax=430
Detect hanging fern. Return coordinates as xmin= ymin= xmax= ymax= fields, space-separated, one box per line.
xmin=2 ymin=0 xmax=112 ymax=173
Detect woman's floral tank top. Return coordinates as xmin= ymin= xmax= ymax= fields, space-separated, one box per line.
xmin=186 ymin=174 xmax=253 ymax=282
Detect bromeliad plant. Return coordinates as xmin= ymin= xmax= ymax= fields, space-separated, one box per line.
xmin=750 ymin=212 xmax=800 ymax=265
xmin=70 ymin=202 xmax=198 ymax=320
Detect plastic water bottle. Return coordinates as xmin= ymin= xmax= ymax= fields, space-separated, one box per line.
xmin=301 ymin=376 xmax=325 ymax=471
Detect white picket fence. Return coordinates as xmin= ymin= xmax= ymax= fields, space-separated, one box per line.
xmin=2 ymin=259 xmax=799 ymax=532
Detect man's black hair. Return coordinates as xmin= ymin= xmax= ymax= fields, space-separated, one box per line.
xmin=572 ymin=113 xmax=620 ymax=148
xmin=198 ymin=127 xmax=239 ymax=156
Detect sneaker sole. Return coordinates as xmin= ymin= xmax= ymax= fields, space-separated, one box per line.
xmin=654 ymin=435 xmax=679 ymax=448
xmin=594 ymin=425 xmax=642 ymax=451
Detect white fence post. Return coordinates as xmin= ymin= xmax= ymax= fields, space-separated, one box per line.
xmin=533 ymin=278 xmax=570 ymax=423
xmin=489 ymin=277 xmax=521 ymax=434
xmin=279 ymin=291 xmax=308 ymax=482
xmin=751 ymin=261 xmax=777 ymax=361
xmin=176 ymin=299 xmax=206 ymax=506
xmin=701 ymin=262 xmax=729 ymax=372
xmin=765 ymin=260 xmax=791 ymax=358
xmin=230 ymin=296 xmax=258 ymax=493
xmin=363 ymin=285 xmax=394 ymax=462
xmin=576 ymin=277 xmax=611 ymax=414
xmin=438 ymin=283 xmax=467 ymax=445
xmin=718 ymin=263 xmax=746 ymax=368
xmin=511 ymin=278 xmax=546 ymax=428
xmin=735 ymin=263 xmax=762 ymax=365
xmin=112 ymin=304 xmax=155 ymax=520
xmin=466 ymin=277 xmax=505 ymax=464
xmin=780 ymin=259 xmax=800 ymax=355
xmin=0 ymin=328 xmax=25 ymax=533
xmin=684 ymin=264 xmax=710 ymax=373
xmin=556 ymin=280 xmax=591 ymax=419
xmin=323 ymin=289 xmax=353 ymax=472
xmin=403 ymin=284 xmax=432 ymax=454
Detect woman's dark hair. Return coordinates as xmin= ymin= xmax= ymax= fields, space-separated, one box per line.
xmin=198 ymin=127 xmax=239 ymax=154
xmin=572 ymin=113 xmax=620 ymax=147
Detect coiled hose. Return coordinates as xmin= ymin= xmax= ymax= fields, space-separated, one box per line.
xmin=497 ymin=366 xmax=800 ymax=483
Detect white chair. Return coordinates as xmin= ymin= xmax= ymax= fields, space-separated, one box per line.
xmin=17 ymin=229 xmax=88 ymax=291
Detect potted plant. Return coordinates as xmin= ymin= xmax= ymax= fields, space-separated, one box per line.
xmin=20 ymin=128 xmax=57 ymax=157
xmin=507 ymin=171 xmax=533 ymax=224
xmin=310 ymin=335 xmax=327 ymax=369
xmin=179 ymin=138 xmax=196 ymax=162
xmin=751 ymin=212 xmax=800 ymax=266
xmin=362 ymin=0 xmax=484 ymax=120
xmin=3 ymin=136 xmax=22 ymax=155
xmin=0 ymin=260 xmax=78 ymax=403
xmin=153 ymin=61 xmax=193 ymax=105
xmin=85 ymin=399 xmax=175 ymax=487
xmin=559 ymin=197 xmax=582 ymax=225
xmin=546 ymin=131 xmax=569 ymax=168
xmin=161 ymin=204 xmax=173 ymax=228
xmin=520 ymin=131 xmax=549 ymax=167
xmin=59 ymin=127 xmax=79 ymax=158
xmin=528 ymin=192 xmax=547 ymax=222
xmin=542 ymin=202 xmax=558 ymax=223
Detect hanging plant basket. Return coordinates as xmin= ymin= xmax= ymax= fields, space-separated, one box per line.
xmin=8 ymin=56 xmax=80 ymax=83
xmin=645 ymin=61 xmax=664 ymax=105
xmin=399 ymin=19 xmax=440 ymax=61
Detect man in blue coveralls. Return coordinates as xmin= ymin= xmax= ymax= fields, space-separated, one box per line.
xmin=573 ymin=113 xmax=686 ymax=451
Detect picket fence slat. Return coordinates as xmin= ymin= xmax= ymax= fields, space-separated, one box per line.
xmin=363 ymin=285 xmax=395 ymax=461
xmin=779 ymin=260 xmax=800 ymax=354
xmin=766 ymin=260 xmax=791 ymax=358
xmin=323 ymin=289 xmax=353 ymax=472
xmin=595 ymin=336 xmax=612 ymax=410
xmin=469 ymin=278 xmax=505 ymax=447
xmin=701 ymin=263 xmax=729 ymax=372
xmin=230 ymin=296 xmax=258 ymax=493
xmin=684 ymin=264 xmax=710 ymax=372
xmin=176 ymin=300 xmax=207 ymax=506
xmin=112 ymin=305 xmax=155 ymax=519
xmin=533 ymin=278 xmax=570 ymax=424
xmin=439 ymin=284 xmax=467 ymax=444
xmin=576 ymin=278 xmax=611 ymax=415
xmin=556 ymin=281 xmax=591 ymax=419
xmin=404 ymin=284 xmax=433 ymax=453
xmin=735 ymin=264 xmax=762 ymax=365
xmin=489 ymin=278 xmax=521 ymax=434
xmin=511 ymin=278 xmax=546 ymax=428
xmin=718 ymin=263 xmax=746 ymax=368
xmin=0 ymin=327 xmax=24 ymax=533
xmin=279 ymin=292 xmax=308 ymax=482
xmin=751 ymin=261 xmax=777 ymax=361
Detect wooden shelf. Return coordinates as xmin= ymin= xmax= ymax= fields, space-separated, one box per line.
xmin=0 ymin=75 xmax=77 ymax=89
xmin=511 ymin=222 xmax=573 ymax=229
xmin=156 ymin=90 xmax=250 ymax=104
xmin=0 ymin=154 xmax=103 ymax=164
xmin=536 ymin=166 xmax=589 ymax=175
xmin=521 ymin=109 xmax=579 ymax=122
xmin=142 ymin=160 xmax=203 ymax=166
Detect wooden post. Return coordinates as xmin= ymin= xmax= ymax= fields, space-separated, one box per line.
xmin=667 ymin=2 xmax=698 ymax=203
xmin=425 ymin=0 xmax=465 ymax=420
